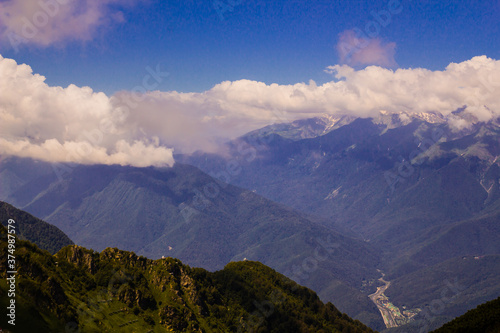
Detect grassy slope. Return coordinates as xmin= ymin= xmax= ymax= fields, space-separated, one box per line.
xmin=0 ymin=224 xmax=376 ymax=333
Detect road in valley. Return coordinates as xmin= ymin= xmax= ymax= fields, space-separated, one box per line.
xmin=368 ymin=273 xmax=398 ymax=328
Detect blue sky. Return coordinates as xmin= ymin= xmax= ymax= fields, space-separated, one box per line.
xmin=1 ymin=0 xmax=498 ymax=94
xmin=1 ymin=0 xmax=500 ymax=166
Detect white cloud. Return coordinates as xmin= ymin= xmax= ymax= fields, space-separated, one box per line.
xmin=0 ymin=54 xmax=499 ymax=165
xmin=0 ymin=55 xmax=174 ymax=167
xmin=336 ymin=29 xmax=397 ymax=67
xmin=0 ymin=0 xmax=136 ymax=50
xmin=115 ymin=56 xmax=499 ymax=153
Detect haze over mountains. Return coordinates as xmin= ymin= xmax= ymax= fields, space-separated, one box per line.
xmin=1 ymin=110 xmax=500 ymax=332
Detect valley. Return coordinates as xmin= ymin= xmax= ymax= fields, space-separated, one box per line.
xmin=369 ymin=271 xmax=420 ymax=329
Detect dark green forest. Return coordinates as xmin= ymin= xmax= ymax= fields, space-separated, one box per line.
xmin=0 ymin=201 xmax=73 ymax=254
xmin=430 ymin=296 xmax=500 ymax=333
xmin=0 ymin=224 xmax=374 ymax=332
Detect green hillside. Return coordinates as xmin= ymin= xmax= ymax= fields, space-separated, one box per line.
xmin=0 ymin=224 xmax=375 ymax=333
xmin=0 ymin=201 xmax=73 ymax=254
xmin=431 ymin=296 xmax=500 ymax=333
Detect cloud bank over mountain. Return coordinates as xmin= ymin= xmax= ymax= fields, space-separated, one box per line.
xmin=0 ymin=55 xmax=499 ymax=166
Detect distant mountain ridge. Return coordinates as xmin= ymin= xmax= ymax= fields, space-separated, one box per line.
xmin=0 ymin=157 xmax=386 ymax=330
xmin=180 ymin=114 xmax=500 ymax=258
xmin=243 ymin=115 xmax=358 ymax=141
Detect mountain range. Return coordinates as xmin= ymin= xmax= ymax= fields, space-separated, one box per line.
xmin=177 ymin=111 xmax=500 ymax=331
xmin=0 ymin=156 xmax=385 ymax=330
xmin=1 ymin=111 xmax=499 ymax=332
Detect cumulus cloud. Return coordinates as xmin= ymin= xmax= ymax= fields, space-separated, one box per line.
xmin=0 ymin=0 xmax=136 ymax=50
xmin=0 ymin=55 xmax=174 ymax=167
xmin=0 ymin=54 xmax=499 ymax=166
xmin=336 ymin=29 xmax=397 ymax=67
